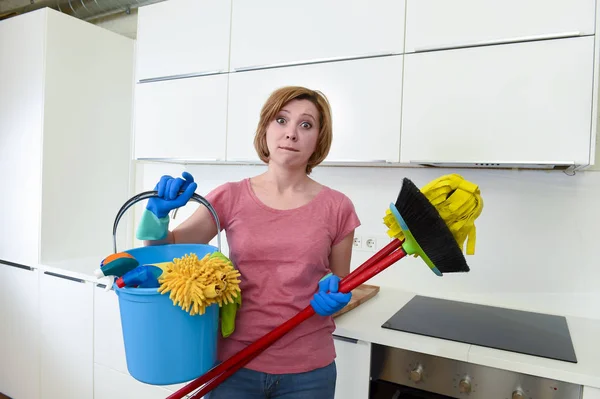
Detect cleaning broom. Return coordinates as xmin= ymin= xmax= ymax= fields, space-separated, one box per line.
xmin=167 ymin=177 xmax=479 ymax=399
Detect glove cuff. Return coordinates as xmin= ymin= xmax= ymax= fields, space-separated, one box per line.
xmin=136 ymin=209 xmax=170 ymax=240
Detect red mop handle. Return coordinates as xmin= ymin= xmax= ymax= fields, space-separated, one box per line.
xmin=166 ymin=238 xmax=402 ymax=399
xmin=175 ymin=246 xmax=407 ymax=399
xmin=341 ymin=238 xmax=401 ymax=289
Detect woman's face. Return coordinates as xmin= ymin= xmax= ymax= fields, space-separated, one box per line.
xmin=265 ymin=99 xmax=320 ymax=171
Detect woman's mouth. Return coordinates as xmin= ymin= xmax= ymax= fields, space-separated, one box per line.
xmin=279 ymin=146 xmax=299 ymax=152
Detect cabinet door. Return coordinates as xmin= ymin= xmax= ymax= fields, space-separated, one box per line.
xmin=230 ymin=0 xmax=405 ymax=71
xmin=333 ymin=335 xmax=371 ymax=399
xmin=39 ymin=272 xmax=93 ymax=399
xmin=94 ymin=284 xmax=128 ymax=373
xmin=94 ymin=363 xmax=174 ymax=399
xmin=134 ymin=74 xmax=228 ymax=161
xmin=405 ymin=0 xmax=595 ymax=52
xmin=136 ymin=0 xmax=231 ymax=81
xmin=227 ymin=56 xmax=403 ymax=163
xmin=0 ymin=264 xmax=40 ymax=399
xmin=400 ymin=37 xmax=595 ymax=167
xmin=0 ymin=10 xmax=44 ymax=266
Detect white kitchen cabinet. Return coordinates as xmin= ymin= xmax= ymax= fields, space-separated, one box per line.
xmin=134 ymin=74 xmax=229 ymax=161
xmin=94 ymin=284 xmax=129 ymax=374
xmin=136 ymin=0 xmax=232 ymax=81
xmin=93 ymin=285 xmax=191 ymax=394
xmin=404 ymin=0 xmax=595 ymax=53
xmin=334 ymin=335 xmax=371 ymax=399
xmin=39 ymin=272 xmax=93 ymax=399
xmin=230 ymin=0 xmax=405 ymax=71
xmin=227 ymin=56 xmax=403 ymax=163
xmin=94 ymin=363 xmax=174 ymax=399
xmin=400 ymin=36 xmax=595 ymax=168
xmin=0 ymin=8 xmax=134 ymax=267
xmin=0 ymin=263 xmax=40 ymax=399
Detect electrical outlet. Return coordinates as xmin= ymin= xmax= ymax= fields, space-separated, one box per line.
xmin=353 ymin=236 xmax=362 ymax=248
xmin=365 ymin=237 xmax=377 ymax=250
xmin=360 ymin=234 xmax=393 ymax=253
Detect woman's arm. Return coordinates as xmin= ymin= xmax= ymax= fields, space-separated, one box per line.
xmin=328 ymin=230 xmax=355 ymax=278
xmin=171 ymin=205 xmax=219 ymax=245
xmin=144 ymin=206 xmax=217 ymax=246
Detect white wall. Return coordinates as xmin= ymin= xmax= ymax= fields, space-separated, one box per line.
xmin=90 ymin=9 xmax=600 ymax=320
xmin=132 ymin=161 xmax=600 ymax=319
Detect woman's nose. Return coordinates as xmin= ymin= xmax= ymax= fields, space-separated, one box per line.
xmin=286 ymin=130 xmax=298 ymax=141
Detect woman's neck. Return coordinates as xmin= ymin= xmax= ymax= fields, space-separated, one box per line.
xmin=260 ymin=164 xmax=311 ymax=193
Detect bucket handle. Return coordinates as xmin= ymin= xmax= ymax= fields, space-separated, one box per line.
xmin=112 ymin=191 xmax=222 ymax=254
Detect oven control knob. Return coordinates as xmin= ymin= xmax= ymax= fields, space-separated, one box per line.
xmin=512 ymin=389 xmax=525 ymax=399
xmin=409 ymin=364 xmax=424 ymax=382
xmin=459 ymin=376 xmax=472 ymax=393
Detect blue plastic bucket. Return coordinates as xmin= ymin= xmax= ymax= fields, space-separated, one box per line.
xmin=113 ymin=243 xmax=219 ymax=385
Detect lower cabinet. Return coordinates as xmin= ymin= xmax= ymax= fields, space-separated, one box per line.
xmin=0 ymin=264 xmax=40 ymax=399
xmin=94 ymin=363 xmax=175 ymax=399
xmin=334 ymin=334 xmax=372 ymax=399
xmin=39 ymin=271 xmax=94 ymax=399
xmin=93 ymin=284 xmax=190 ymax=398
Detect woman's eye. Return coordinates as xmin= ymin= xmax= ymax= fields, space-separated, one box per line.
xmin=276 ymin=117 xmax=286 ymax=124
xmin=301 ymin=122 xmax=312 ymax=129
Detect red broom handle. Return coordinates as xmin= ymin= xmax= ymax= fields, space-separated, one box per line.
xmin=340 ymin=238 xmax=401 ymax=289
xmin=180 ymin=247 xmax=407 ymax=399
xmin=166 ymin=238 xmax=402 ymax=399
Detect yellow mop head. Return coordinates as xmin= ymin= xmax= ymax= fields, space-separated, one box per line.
xmin=384 ymin=174 xmax=483 ymax=255
xmin=157 ymin=252 xmax=241 ymax=316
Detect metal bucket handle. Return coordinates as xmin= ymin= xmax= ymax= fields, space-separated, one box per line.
xmin=112 ymin=191 xmax=222 ymax=253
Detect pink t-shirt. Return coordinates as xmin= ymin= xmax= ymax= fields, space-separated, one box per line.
xmin=205 ymin=178 xmax=361 ymax=374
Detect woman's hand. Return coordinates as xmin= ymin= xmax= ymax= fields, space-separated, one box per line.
xmin=147 ymin=172 xmax=197 ymax=218
xmin=310 ymin=274 xmax=352 ymax=316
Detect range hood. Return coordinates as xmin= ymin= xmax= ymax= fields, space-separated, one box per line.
xmin=409 ymin=160 xmax=578 ymax=171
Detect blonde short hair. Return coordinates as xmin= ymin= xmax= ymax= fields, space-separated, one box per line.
xmin=253 ymin=86 xmax=333 ymax=174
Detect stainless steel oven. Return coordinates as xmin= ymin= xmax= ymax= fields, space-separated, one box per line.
xmin=369 ymin=344 xmax=582 ymax=399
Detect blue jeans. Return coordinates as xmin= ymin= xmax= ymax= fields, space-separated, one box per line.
xmin=206 ymin=361 xmax=337 ymax=399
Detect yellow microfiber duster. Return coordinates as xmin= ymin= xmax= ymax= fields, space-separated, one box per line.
xmin=384 ymin=174 xmax=483 ymax=255
xmin=157 ymin=252 xmax=241 ymax=316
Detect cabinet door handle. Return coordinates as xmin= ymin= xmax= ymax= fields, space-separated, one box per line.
xmin=233 ymin=52 xmax=397 ymax=72
xmin=137 ymin=157 xmax=222 ymax=163
xmin=0 ymin=259 xmax=33 ymax=271
xmin=138 ymin=70 xmax=225 ymax=84
xmin=44 ymin=271 xmax=85 ymax=284
xmin=333 ymin=334 xmax=359 ymax=344
xmin=322 ymin=159 xmax=388 ymax=164
xmin=413 ymin=31 xmax=582 ymax=52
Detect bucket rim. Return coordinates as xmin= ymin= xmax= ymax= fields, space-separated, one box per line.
xmin=113 ymin=283 xmax=161 ymax=295
xmin=124 ymin=243 xmax=219 ymax=252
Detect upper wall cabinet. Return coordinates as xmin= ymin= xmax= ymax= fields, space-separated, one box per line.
xmin=134 ymin=75 xmax=229 ymax=161
xmin=229 ymin=0 xmax=405 ymax=71
xmin=136 ymin=0 xmax=232 ymax=81
xmin=227 ymin=56 xmax=404 ymax=163
xmin=404 ymin=0 xmax=596 ymax=53
xmin=0 ymin=9 xmax=133 ymax=266
xmin=400 ymin=36 xmax=595 ymax=168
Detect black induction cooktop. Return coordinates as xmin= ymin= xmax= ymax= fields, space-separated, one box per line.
xmin=382 ymin=295 xmax=577 ymax=363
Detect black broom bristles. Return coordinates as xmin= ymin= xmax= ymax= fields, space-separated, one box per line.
xmin=395 ymin=178 xmax=470 ymax=274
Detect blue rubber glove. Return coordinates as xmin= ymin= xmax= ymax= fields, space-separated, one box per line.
xmin=136 ymin=172 xmax=197 ymax=241
xmin=147 ymin=172 xmax=197 ymax=218
xmin=310 ymin=274 xmax=352 ymax=317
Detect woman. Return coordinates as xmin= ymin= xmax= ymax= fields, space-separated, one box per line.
xmin=136 ymin=86 xmax=361 ymax=398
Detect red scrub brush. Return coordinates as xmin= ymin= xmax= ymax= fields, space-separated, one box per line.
xmin=167 ymin=177 xmax=478 ymax=399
